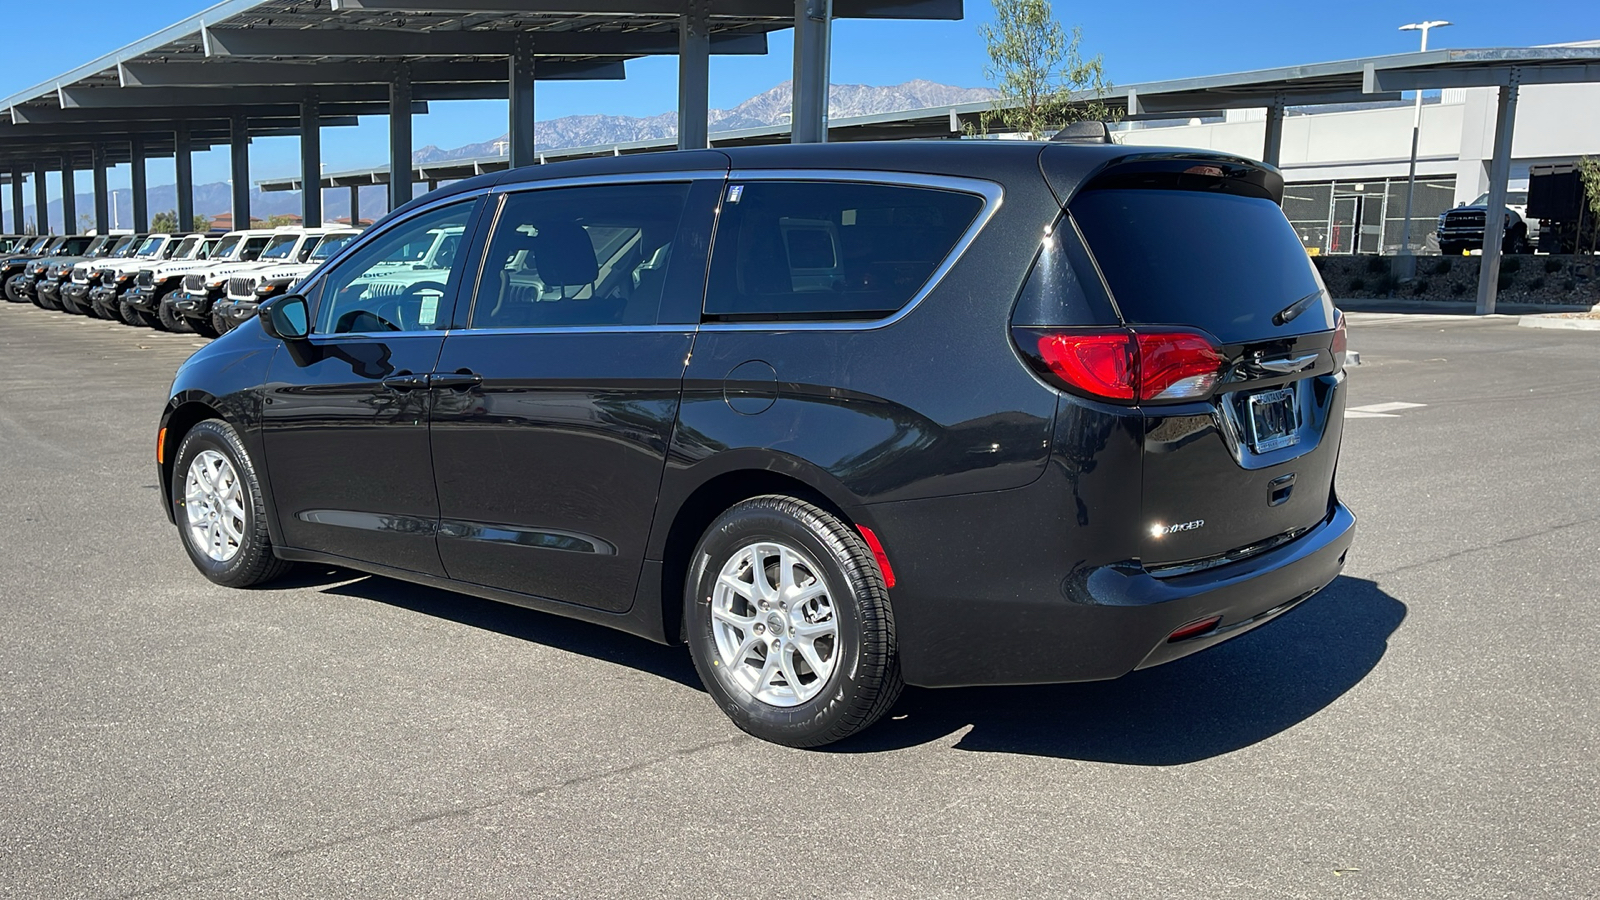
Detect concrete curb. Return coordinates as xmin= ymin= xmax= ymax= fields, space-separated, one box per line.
xmin=1518 ymin=315 xmax=1600 ymax=331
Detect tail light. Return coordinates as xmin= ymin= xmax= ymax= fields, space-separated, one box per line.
xmin=1330 ymin=312 xmax=1348 ymax=372
xmin=1015 ymin=327 xmax=1225 ymax=404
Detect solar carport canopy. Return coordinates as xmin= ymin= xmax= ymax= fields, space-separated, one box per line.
xmin=0 ymin=0 xmax=960 ymax=227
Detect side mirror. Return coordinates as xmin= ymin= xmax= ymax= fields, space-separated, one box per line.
xmin=259 ymin=293 xmax=310 ymax=341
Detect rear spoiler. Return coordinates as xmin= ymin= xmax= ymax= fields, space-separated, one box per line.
xmin=1041 ymin=147 xmax=1284 ymax=206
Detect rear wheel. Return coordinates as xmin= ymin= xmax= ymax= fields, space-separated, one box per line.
xmin=172 ymin=419 xmax=293 ymax=588
xmin=685 ymin=496 xmax=902 ymax=748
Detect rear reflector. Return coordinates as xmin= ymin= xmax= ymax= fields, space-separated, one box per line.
xmin=1017 ymin=327 xmax=1224 ymax=403
xmin=1331 ymin=312 xmax=1348 ymax=372
xmin=1167 ymin=616 xmax=1222 ymax=643
xmin=855 ymin=525 xmax=896 ymax=589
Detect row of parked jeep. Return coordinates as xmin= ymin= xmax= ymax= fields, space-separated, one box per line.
xmin=0 ymin=226 xmax=360 ymax=335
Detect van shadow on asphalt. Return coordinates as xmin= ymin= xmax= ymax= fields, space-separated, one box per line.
xmin=839 ymin=575 xmax=1405 ymax=763
xmin=274 ymin=569 xmax=1402 ymax=764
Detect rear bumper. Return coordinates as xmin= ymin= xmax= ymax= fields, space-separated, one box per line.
xmin=871 ymin=488 xmax=1356 ymax=688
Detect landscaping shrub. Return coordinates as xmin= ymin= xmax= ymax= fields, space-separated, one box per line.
xmin=1411 ymin=279 xmax=1430 ymax=296
xmin=1498 ymin=271 xmax=1515 ymax=291
xmin=1544 ymin=257 xmax=1566 ymax=274
xmin=1348 ymin=275 xmax=1366 ymax=292
xmin=1502 ymin=256 xmax=1523 ymax=275
xmin=1450 ymin=281 xmax=1467 ymax=296
xmin=1433 ymin=258 xmax=1454 ymax=275
xmin=1563 ymin=278 xmax=1578 ymax=293
xmin=1365 ymin=256 xmax=1387 ymax=274
xmin=1529 ymin=276 xmax=1545 ymax=292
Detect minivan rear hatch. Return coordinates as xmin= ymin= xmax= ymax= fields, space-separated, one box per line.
xmin=1043 ymin=152 xmax=1347 ymax=569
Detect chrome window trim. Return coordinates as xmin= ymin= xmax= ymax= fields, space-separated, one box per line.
xmin=461 ymin=172 xmax=722 ymax=331
xmin=446 ymin=324 xmax=696 ymax=337
xmin=700 ymin=170 xmax=1005 ymax=333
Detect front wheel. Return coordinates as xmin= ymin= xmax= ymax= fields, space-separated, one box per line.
xmin=171 ymin=419 xmax=293 ymax=587
xmin=685 ymin=496 xmax=902 ymax=748
xmin=157 ymin=295 xmax=194 ymax=333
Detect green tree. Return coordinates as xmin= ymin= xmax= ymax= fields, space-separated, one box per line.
xmin=78 ymin=213 xmax=93 ymax=233
xmin=1579 ymin=156 xmax=1600 ymax=255
xmin=151 ymin=209 xmax=179 ymax=233
xmin=973 ymin=0 xmax=1115 ymax=139
xmin=194 ymin=215 xmax=210 ymax=232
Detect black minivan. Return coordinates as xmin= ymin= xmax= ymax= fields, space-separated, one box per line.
xmin=159 ymin=141 xmax=1354 ymax=747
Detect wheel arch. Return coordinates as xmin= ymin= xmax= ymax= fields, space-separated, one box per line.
xmin=651 ymin=456 xmax=869 ymax=646
xmin=159 ymin=392 xmax=259 ymax=526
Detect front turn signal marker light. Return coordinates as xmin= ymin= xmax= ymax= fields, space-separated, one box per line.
xmin=157 ymin=427 xmax=167 ymax=465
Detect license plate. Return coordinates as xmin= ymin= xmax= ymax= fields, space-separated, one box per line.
xmin=1247 ymin=387 xmax=1300 ymax=453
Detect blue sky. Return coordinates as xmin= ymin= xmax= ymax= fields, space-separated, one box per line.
xmin=1 ymin=0 xmax=1596 ymax=205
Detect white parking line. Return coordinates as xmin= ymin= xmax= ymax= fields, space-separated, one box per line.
xmin=1346 ymin=401 xmax=1427 ymax=419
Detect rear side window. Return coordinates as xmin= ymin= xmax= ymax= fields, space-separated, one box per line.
xmin=705 ymin=181 xmax=983 ymax=322
xmin=1070 ymin=189 xmax=1334 ymax=342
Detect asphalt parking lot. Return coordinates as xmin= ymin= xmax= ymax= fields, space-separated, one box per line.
xmin=2 ymin=302 xmax=1597 ymax=899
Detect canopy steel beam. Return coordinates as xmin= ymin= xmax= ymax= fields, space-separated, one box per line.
xmin=11 ymin=101 xmax=428 ymax=125
xmin=509 ymin=34 xmax=537 ymax=168
xmin=1134 ymin=88 xmax=1400 ymax=113
xmin=302 ymin=95 xmax=322 ymax=226
xmin=1476 ymin=80 xmax=1520 ymax=316
xmin=176 ymin=123 xmax=195 ymax=231
xmin=791 ymin=0 xmax=832 ymax=144
xmin=203 ymin=26 xmax=767 ymax=57
xmin=130 ymin=135 xmax=149 ymax=232
xmin=119 ymin=59 xmax=622 ymax=87
xmin=1262 ymin=96 xmax=1285 ymax=168
xmin=390 ymin=65 xmax=414 ymax=209
xmin=231 ymin=114 xmax=250 ymax=229
xmin=92 ymin=145 xmax=108 ymax=233
xmin=63 ymin=82 xmax=513 ymax=109
xmin=1364 ymin=62 xmax=1600 ymax=92
xmin=33 ymin=163 xmax=48 ymax=233
xmin=60 ymin=156 xmax=76 ymax=233
xmin=679 ymin=0 xmax=711 ymax=150
xmin=329 ymin=0 xmax=961 ymax=17
xmin=12 ymin=169 xmax=24 ymax=233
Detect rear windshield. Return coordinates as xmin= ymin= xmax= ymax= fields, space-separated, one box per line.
xmin=1070 ymin=189 xmax=1334 ymax=342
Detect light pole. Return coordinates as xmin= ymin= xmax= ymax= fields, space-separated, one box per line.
xmin=1397 ymin=20 xmax=1450 ymax=277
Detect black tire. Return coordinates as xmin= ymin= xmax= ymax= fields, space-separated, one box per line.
xmin=211 ymin=309 xmax=234 ymax=336
xmin=171 ymin=419 xmax=293 ymax=588
xmin=117 ymin=296 xmax=146 ymax=326
xmin=685 ymin=495 xmax=902 ymax=748
xmin=59 ymin=292 xmax=85 ymax=315
xmin=157 ymin=295 xmax=194 ymax=333
xmin=190 ymin=314 xmax=221 ymax=339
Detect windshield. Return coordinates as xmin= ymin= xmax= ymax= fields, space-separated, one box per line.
xmin=258 ymin=234 xmax=300 ymax=260
xmin=213 ymin=235 xmax=243 ymax=259
xmin=83 ymin=236 xmax=110 ymax=256
xmin=107 ymin=237 xmax=135 ymax=255
xmin=310 ymin=233 xmax=357 ymax=261
xmin=174 ymin=236 xmax=200 ymax=258
xmin=1470 ymin=191 xmax=1528 ymax=207
xmin=134 ymin=237 xmax=165 ymax=257
xmin=198 ymin=239 xmax=220 ymax=259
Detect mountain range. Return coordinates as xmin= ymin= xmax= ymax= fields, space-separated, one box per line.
xmin=19 ymin=79 xmax=995 ymax=228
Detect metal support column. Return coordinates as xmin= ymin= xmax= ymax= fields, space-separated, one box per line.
xmin=230 ymin=114 xmax=251 ymax=229
xmin=175 ymin=123 xmax=195 ymax=232
xmin=509 ymin=34 xmax=536 ymax=169
xmin=1262 ymin=96 xmax=1285 ymax=168
xmin=349 ymin=185 xmax=361 ymax=227
xmin=92 ymin=145 xmax=109 ymax=233
xmin=301 ymin=93 xmax=322 ymax=226
xmin=791 ymin=0 xmax=832 ymax=144
xmin=60 ymin=156 xmax=76 ymax=234
xmin=11 ymin=168 xmax=24 ymax=233
xmin=390 ymin=63 xmax=414 ymax=209
xmin=1476 ymin=77 xmax=1520 ymax=316
xmin=130 ymin=136 xmax=149 ymax=232
xmin=33 ymin=163 xmax=49 ymax=233
xmin=678 ymin=0 xmax=711 ymax=150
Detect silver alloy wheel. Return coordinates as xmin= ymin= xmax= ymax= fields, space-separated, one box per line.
xmin=710 ymin=540 xmax=839 ymax=707
xmin=184 ymin=449 xmax=247 ymax=563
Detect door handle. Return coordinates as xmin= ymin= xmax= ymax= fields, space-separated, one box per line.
xmin=381 ymin=373 xmax=429 ymax=392
xmin=431 ymin=371 xmax=483 ymax=391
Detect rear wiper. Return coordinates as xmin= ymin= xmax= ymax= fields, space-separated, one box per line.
xmin=1273 ymin=289 xmax=1323 ymax=326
